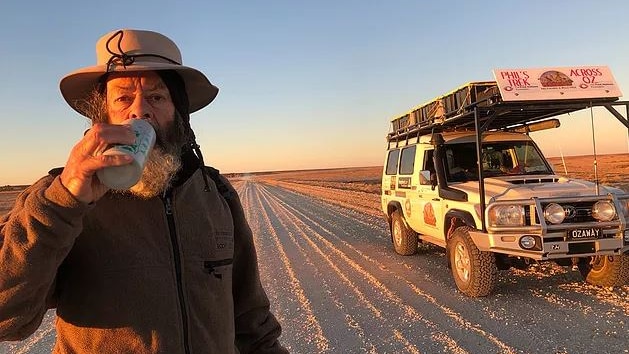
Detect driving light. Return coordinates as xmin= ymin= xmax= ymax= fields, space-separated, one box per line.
xmin=592 ymin=201 xmax=616 ymax=222
xmin=519 ymin=235 xmax=536 ymax=249
xmin=488 ymin=205 xmax=525 ymax=227
xmin=544 ymin=203 xmax=565 ymax=224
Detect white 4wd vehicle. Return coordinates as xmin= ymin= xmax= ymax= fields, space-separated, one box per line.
xmin=381 ymin=77 xmax=629 ymax=297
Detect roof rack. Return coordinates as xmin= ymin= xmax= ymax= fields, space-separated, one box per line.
xmin=387 ymin=81 xmax=620 ymax=143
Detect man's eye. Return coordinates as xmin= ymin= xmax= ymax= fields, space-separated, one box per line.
xmin=149 ymin=95 xmax=165 ymax=102
xmin=115 ymin=96 xmax=132 ymax=103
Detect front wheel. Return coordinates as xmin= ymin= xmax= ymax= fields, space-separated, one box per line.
xmin=447 ymin=226 xmax=497 ymax=297
xmin=390 ymin=210 xmax=417 ymax=256
xmin=578 ymin=255 xmax=629 ymax=287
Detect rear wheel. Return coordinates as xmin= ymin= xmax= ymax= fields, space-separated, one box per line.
xmin=390 ymin=210 xmax=417 ymax=256
xmin=447 ymin=226 xmax=497 ymax=297
xmin=578 ymin=255 xmax=629 ymax=287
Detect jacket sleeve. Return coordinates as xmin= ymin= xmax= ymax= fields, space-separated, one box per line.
xmin=0 ymin=176 xmax=89 ymax=341
xmin=220 ymin=177 xmax=289 ymax=354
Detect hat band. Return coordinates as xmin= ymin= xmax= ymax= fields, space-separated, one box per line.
xmin=105 ymin=30 xmax=181 ymax=72
xmin=106 ymin=53 xmax=182 ymax=71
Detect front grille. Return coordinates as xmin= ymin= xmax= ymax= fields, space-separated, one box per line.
xmin=486 ymin=195 xmax=626 ymax=236
xmin=537 ymin=201 xmax=606 ymax=225
xmin=525 ymin=207 xmax=533 ymax=226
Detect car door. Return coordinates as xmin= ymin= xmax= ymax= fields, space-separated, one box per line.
xmin=415 ymin=149 xmax=444 ymax=239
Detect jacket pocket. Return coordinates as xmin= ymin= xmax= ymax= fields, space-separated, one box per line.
xmin=203 ymin=258 xmax=233 ymax=279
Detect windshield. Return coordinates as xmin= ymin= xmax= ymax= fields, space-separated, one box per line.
xmin=444 ymin=141 xmax=552 ymax=182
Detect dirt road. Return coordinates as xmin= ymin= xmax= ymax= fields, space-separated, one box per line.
xmin=1 ymin=180 xmax=628 ymax=353
xmin=239 ymin=180 xmax=628 ymax=354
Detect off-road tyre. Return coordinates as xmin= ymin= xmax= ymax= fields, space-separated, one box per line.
xmin=390 ymin=210 xmax=418 ymax=256
xmin=578 ymin=254 xmax=629 ymax=287
xmin=447 ymin=226 xmax=497 ymax=297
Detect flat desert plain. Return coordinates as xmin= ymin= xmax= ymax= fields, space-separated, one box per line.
xmin=2 ymin=153 xmax=628 ymax=215
xmin=234 ymin=153 xmax=629 ymax=216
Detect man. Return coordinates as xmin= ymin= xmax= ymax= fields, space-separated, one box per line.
xmin=0 ymin=29 xmax=288 ymax=353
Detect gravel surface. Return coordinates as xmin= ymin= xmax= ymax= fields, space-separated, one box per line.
xmin=241 ymin=180 xmax=628 ymax=354
xmin=1 ymin=180 xmax=628 ymax=353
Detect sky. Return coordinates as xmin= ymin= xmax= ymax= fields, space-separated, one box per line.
xmin=1 ymin=0 xmax=628 ymax=185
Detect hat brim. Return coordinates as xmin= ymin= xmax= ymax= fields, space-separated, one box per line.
xmin=60 ymin=63 xmax=219 ymax=117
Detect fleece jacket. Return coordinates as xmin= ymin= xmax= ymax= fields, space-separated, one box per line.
xmin=0 ymin=168 xmax=287 ymax=354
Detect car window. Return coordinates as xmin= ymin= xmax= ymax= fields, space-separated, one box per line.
xmin=385 ymin=149 xmax=400 ymax=175
xmin=399 ymin=146 xmax=417 ymax=175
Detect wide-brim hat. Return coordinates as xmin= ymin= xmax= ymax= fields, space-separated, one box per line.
xmin=60 ymin=29 xmax=219 ymax=117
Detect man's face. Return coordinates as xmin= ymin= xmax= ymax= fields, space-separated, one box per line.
xmin=103 ymin=71 xmax=184 ymax=198
xmin=105 ymin=71 xmax=175 ymax=132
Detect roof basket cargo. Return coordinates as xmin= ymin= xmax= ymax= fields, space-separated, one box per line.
xmin=387 ymin=81 xmax=619 ymax=143
xmin=390 ymin=82 xmax=499 ymax=133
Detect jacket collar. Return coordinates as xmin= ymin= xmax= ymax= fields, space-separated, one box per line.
xmin=170 ymin=147 xmax=201 ymax=189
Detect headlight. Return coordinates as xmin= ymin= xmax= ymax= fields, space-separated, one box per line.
xmin=544 ymin=203 xmax=565 ymax=224
xmin=488 ymin=205 xmax=525 ymax=227
xmin=592 ymin=200 xmax=616 ymax=221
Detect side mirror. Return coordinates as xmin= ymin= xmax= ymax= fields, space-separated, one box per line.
xmin=419 ymin=170 xmax=432 ymax=185
xmin=420 ymin=170 xmax=438 ymax=190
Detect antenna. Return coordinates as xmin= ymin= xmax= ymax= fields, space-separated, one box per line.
xmin=558 ymin=144 xmax=568 ymax=175
xmin=589 ymin=104 xmax=600 ymax=195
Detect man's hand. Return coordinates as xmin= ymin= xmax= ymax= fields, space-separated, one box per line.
xmin=60 ymin=123 xmax=136 ymax=203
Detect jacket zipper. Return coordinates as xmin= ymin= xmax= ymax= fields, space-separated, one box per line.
xmin=163 ymin=192 xmax=191 ymax=354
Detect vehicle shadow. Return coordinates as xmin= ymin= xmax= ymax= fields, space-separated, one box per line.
xmin=494 ymin=263 xmax=588 ymax=296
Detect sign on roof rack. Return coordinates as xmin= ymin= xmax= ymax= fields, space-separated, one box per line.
xmin=493 ymin=66 xmax=622 ymax=101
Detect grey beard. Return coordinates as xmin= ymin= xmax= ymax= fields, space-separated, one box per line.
xmin=111 ymin=118 xmax=187 ymax=199
xmin=126 ymin=146 xmax=182 ymax=199
xmin=125 ymin=119 xmax=187 ymax=199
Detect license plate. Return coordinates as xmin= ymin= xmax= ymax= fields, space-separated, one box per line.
xmin=568 ymin=228 xmax=601 ymax=239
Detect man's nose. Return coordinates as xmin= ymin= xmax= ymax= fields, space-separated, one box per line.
xmin=129 ymin=95 xmax=153 ymax=119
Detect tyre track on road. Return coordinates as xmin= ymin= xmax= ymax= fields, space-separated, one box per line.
xmin=255 ymin=183 xmax=382 ymax=353
xmin=256 ymin=182 xmax=470 ymax=354
xmin=236 ymin=179 xmax=629 ymax=353
xmin=256 ymin=182 xmax=519 ymax=354
xmin=237 ymin=181 xmax=294 ymax=333
xmin=261 ymin=180 xmax=381 ymax=217
xmin=254 ymin=185 xmax=431 ymax=353
xmin=257 ymin=181 xmax=629 ymax=345
xmin=247 ymin=182 xmax=330 ymax=353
